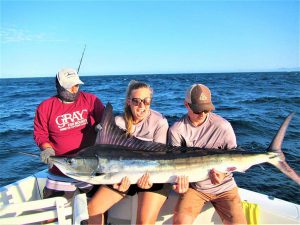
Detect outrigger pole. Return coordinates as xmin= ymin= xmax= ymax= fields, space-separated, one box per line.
xmin=77 ymin=44 xmax=86 ymax=74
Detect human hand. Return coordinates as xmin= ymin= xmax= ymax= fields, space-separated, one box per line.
xmin=95 ymin=123 xmax=102 ymax=132
xmin=113 ymin=176 xmax=131 ymax=192
xmin=172 ymin=176 xmax=189 ymax=194
xmin=137 ymin=172 xmax=153 ymax=189
xmin=40 ymin=148 xmax=55 ymax=168
xmin=209 ymin=168 xmax=227 ymax=185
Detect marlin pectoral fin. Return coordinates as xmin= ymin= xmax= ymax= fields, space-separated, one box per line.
xmin=90 ymin=172 xmax=95 ymax=177
xmin=90 ymin=154 xmax=101 ymax=177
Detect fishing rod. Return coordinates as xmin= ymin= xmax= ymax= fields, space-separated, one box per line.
xmin=12 ymin=151 xmax=39 ymax=157
xmin=77 ymin=44 xmax=86 ymax=74
xmin=8 ymin=46 xmax=87 ymax=161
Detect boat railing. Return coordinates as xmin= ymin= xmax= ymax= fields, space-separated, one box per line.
xmin=0 ymin=170 xmax=89 ymax=225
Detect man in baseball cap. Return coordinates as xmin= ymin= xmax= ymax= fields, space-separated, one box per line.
xmin=169 ymin=83 xmax=246 ymax=225
xmin=185 ymin=84 xmax=215 ymax=114
xmin=55 ymin=68 xmax=84 ymax=103
xmin=56 ymin=68 xmax=84 ymax=90
xmin=34 ymin=67 xmax=105 ymax=200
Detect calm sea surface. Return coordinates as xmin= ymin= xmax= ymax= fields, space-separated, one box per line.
xmin=0 ymin=72 xmax=299 ymax=204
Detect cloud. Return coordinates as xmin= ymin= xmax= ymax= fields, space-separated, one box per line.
xmin=0 ymin=27 xmax=65 ymax=43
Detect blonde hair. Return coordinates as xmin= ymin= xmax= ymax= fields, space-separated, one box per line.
xmin=124 ymin=80 xmax=153 ymax=134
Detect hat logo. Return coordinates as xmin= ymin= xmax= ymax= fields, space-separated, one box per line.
xmin=199 ymin=93 xmax=208 ymax=101
xmin=66 ymin=72 xmax=76 ymax=77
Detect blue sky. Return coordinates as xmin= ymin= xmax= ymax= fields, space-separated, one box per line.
xmin=1 ymin=0 xmax=299 ymax=78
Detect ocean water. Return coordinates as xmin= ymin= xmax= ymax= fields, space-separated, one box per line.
xmin=0 ymin=72 xmax=299 ymax=204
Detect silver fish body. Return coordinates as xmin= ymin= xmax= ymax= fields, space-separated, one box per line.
xmin=51 ymin=104 xmax=300 ymax=185
xmin=52 ymin=145 xmax=297 ymax=185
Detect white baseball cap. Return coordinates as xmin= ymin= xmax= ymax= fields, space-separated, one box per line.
xmin=56 ymin=68 xmax=84 ymax=90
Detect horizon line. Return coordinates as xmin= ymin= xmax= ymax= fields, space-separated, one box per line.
xmin=1 ymin=70 xmax=299 ymax=79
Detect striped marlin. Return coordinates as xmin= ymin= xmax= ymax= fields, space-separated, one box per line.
xmin=51 ymin=103 xmax=300 ymax=185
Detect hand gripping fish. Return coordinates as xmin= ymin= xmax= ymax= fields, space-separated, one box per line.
xmin=51 ymin=103 xmax=300 ymax=185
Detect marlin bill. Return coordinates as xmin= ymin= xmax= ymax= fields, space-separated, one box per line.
xmin=51 ymin=103 xmax=300 ymax=185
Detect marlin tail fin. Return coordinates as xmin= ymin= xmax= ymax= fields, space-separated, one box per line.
xmin=268 ymin=113 xmax=300 ymax=185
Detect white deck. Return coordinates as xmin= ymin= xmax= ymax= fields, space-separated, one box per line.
xmin=108 ymin=189 xmax=300 ymax=225
xmin=0 ymin=170 xmax=299 ymax=224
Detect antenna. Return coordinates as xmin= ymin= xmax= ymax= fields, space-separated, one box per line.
xmin=77 ymin=44 xmax=86 ymax=74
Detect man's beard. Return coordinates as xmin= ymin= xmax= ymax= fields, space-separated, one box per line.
xmin=56 ymin=83 xmax=80 ymax=102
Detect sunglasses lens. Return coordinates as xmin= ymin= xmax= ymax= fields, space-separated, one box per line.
xmin=131 ymin=97 xmax=151 ymax=106
xmin=143 ymin=97 xmax=151 ymax=105
xmin=131 ymin=98 xmax=140 ymax=106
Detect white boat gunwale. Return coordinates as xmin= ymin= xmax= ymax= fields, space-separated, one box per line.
xmin=1 ymin=169 xmax=300 ymax=225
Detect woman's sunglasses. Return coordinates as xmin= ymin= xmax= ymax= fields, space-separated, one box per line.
xmin=130 ymin=97 xmax=152 ymax=106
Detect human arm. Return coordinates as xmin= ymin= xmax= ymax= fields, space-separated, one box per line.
xmin=222 ymin=122 xmax=237 ymax=149
xmin=168 ymin=125 xmax=190 ymax=193
xmin=87 ymin=96 xmax=105 ymax=145
xmin=153 ymin=118 xmax=169 ymax=144
xmin=168 ymin=125 xmax=185 ymax=147
xmin=208 ymin=120 xmax=236 ymax=184
xmin=33 ymin=106 xmax=56 ymax=166
xmin=92 ymin=97 xmax=105 ymax=125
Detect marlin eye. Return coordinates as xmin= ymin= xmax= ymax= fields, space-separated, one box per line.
xmin=66 ymin=158 xmax=75 ymax=165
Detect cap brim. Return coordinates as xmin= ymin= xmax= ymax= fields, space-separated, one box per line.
xmin=63 ymin=79 xmax=84 ymax=90
xmin=76 ymin=79 xmax=84 ymax=85
xmin=189 ymin=103 xmax=215 ymax=113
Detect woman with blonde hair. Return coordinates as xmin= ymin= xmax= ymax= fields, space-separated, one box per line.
xmin=88 ymin=80 xmax=170 ymax=225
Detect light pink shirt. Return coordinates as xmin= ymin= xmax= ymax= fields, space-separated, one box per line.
xmin=168 ymin=112 xmax=237 ymax=194
xmin=115 ymin=109 xmax=169 ymax=144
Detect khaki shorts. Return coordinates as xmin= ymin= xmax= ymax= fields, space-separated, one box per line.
xmin=174 ymin=187 xmax=247 ymax=224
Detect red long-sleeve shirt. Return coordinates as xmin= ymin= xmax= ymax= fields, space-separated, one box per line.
xmin=34 ymin=91 xmax=105 ymax=174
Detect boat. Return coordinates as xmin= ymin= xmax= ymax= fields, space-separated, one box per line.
xmin=0 ymin=169 xmax=299 ymax=225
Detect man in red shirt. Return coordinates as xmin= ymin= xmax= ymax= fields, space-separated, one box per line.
xmin=34 ymin=68 xmax=105 ymax=198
